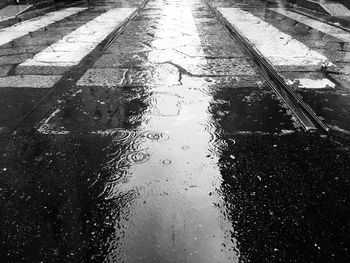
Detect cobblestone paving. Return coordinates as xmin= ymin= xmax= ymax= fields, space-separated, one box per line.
xmin=0 ymin=0 xmax=350 ymax=263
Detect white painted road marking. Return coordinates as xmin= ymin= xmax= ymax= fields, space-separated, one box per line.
xmin=286 ymin=78 xmax=335 ymax=89
xmin=218 ymin=8 xmax=330 ymax=69
xmin=270 ymin=8 xmax=350 ymax=43
xmin=0 ymin=7 xmax=86 ymax=47
xmin=21 ymin=8 xmax=136 ymax=67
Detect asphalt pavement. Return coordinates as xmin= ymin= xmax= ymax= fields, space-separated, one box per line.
xmin=0 ymin=0 xmax=350 ymax=262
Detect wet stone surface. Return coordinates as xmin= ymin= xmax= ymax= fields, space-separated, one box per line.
xmin=213 ymin=0 xmax=350 ymax=134
xmin=0 ymin=0 xmax=350 ymax=262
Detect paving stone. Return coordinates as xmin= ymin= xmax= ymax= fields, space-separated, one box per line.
xmin=15 ymin=65 xmax=70 ymax=75
xmin=322 ymin=34 xmax=343 ymax=42
xmin=77 ymin=68 xmax=127 ymax=87
xmin=308 ymin=28 xmax=325 ymax=40
xmin=329 ymin=74 xmax=350 ymax=90
xmin=197 ymin=58 xmax=257 ymax=76
xmin=106 ymin=39 xmax=153 ymax=53
xmin=297 ymin=38 xmax=343 ymax=51
xmin=274 ymin=64 xmax=326 ymax=72
xmin=343 ymin=42 xmax=350 ymax=52
xmin=0 ymin=75 xmax=62 ymax=88
xmin=291 ymin=22 xmax=310 ymax=36
xmin=127 ymin=64 xmax=180 ymax=86
xmin=78 ymin=64 xmax=182 ymax=87
xmin=12 ymin=35 xmax=59 ymax=47
xmin=281 ymin=71 xmax=326 ymax=80
xmin=175 ymin=44 xmax=245 ymax=58
xmin=0 ymin=65 xmax=12 ymax=77
xmin=29 ymin=29 xmax=71 ymax=38
xmin=93 ymin=52 xmax=150 ymax=68
xmin=198 ymin=33 xmax=234 ymax=44
xmin=330 ymin=62 xmax=350 ymax=75
xmin=181 ymin=75 xmax=266 ymax=88
xmin=0 ymin=53 xmax=34 ymax=64
xmin=0 ymin=45 xmax=48 ymax=56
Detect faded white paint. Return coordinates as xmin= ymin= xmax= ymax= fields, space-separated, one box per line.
xmin=271 ymin=8 xmax=350 ymax=42
xmin=0 ymin=7 xmax=86 ymax=46
xmin=287 ymin=78 xmax=335 ymax=89
xmin=218 ymin=8 xmax=330 ymax=69
xmin=21 ymin=8 xmax=135 ymax=67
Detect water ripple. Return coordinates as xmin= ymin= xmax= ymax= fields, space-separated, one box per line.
xmin=143 ymin=130 xmax=169 ymax=141
xmin=126 ymin=150 xmax=150 ymax=164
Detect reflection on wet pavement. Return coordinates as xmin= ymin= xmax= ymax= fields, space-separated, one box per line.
xmin=1 ymin=0 xmax=350 ymax=262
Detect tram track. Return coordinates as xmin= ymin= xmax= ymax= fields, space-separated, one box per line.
xmin=9 ymin=0 xmax=151 ymax=137
xmin=203 ymin=0 xmax=329 ymax=134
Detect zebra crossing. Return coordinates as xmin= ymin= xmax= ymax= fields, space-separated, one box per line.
xmin=20 ymin=8 xmax=135 ymax=68
xmin=270 ymin=8 xmax=350 ymax=43
xmin=0 ymin=4 xmax=348 ymax=89
xmin=0 ymin=7 xmax=86 ymax=46
xmin=218 ymin=8 xmax=330 ymax=69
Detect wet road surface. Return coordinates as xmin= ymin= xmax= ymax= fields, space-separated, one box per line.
xmin=1 ymin=0 xmax=350 ymax=262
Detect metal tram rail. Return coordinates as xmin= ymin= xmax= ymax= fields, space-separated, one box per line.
xmin=203 ymin=0 xmax=329 ymax=134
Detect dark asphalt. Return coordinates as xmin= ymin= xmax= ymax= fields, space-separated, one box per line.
xmin=0 ymin=0 xmax=350 ymax=262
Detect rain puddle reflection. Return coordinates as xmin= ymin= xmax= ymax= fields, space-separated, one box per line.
xmin=3 ymin=0 xmax=340 ymax=262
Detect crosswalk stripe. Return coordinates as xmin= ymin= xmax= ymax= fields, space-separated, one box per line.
xmin=77 ymin=4 xmax=208 ymax=87
xmin=20 ymin=8 xmax=136 ymax=67
xmin=0 ymin=7 xmax=87 ymax=47
xmin=218 ymin=8 xmax=330 ymax=69
xmin=270 ymin=8 xmax=350 ymax=43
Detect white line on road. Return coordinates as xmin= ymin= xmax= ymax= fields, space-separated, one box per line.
xmin=270 ymin=8 xmax=350 ymax=43
xmin=0 ymin=7 xmax=87 ymax=47
xmin=20 ymin=8 xmax=136 ymax=67
xmin=218 ymin=8 xmax=330 ymax=69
